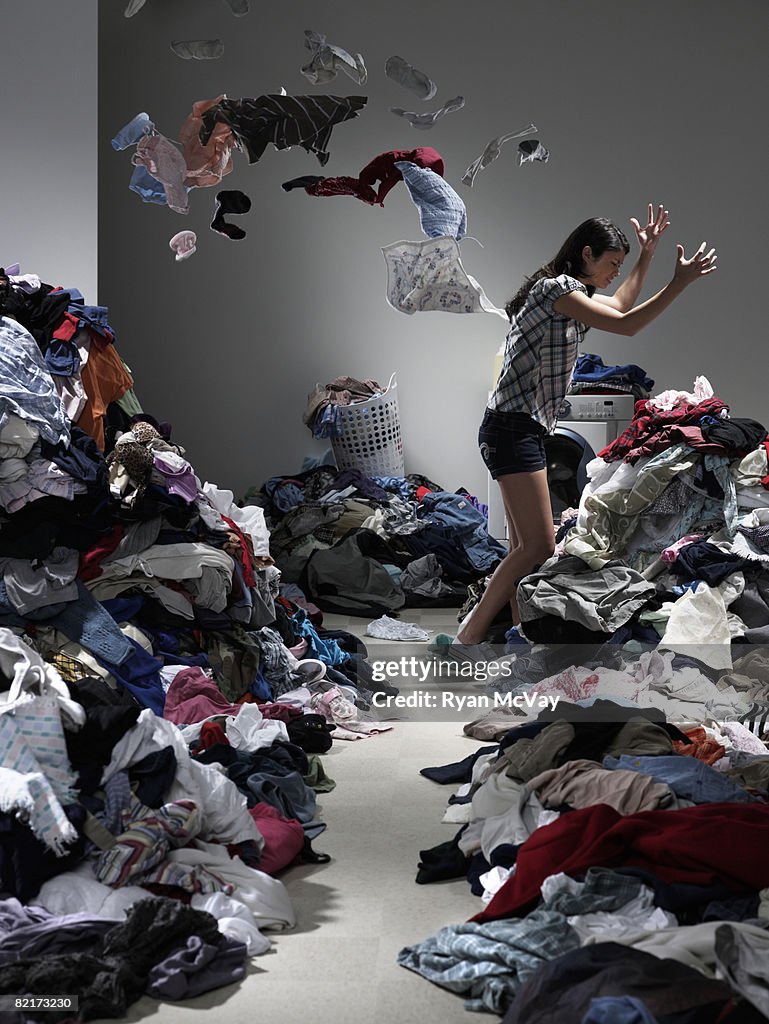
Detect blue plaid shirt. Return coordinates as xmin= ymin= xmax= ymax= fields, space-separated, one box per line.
xmin=489 ymin=274 xmax=588 ymax=431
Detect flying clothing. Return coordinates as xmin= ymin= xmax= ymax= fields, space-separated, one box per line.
xmin=198 ymin=94 xmax=368 ymax=166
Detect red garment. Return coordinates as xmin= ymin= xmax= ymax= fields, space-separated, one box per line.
xmin=472 ymin=802 xmax=769 ymax=923
xmin=672 ymin=726 xmax=726 ymax=766
xmin=254 ymin=701 xmax=304 ymax=724
xmin=306 ymin=146 xmax=444 ymax=206
xmin=598 ymin=397 xmax=729 ymax=464
xmin=51 ymin=311 xmax=79 ymax=342
xmin=77 ymin=523 xmax=125 ymax=581
xmin=221 ymin=515 xmax=256 ymax=588
xmin=631 ymin=425 xmax=730 ymax=459
xmin=196 ymin=721 xmax=229 ymax=750
xmin=415 ymin=486 xmax=433 ymax=501
xmin=248 ymin=803 xmax=304 ymax=875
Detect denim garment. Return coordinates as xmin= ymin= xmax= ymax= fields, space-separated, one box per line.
xmin=45 ymin=339 xmax=80 ymax=377
xmin=111 ymin=111 xmax=154 ymax=150
xmin=603 ymin=754 xmax=758 ymax=804
xmin=128 ymin=163 xmax=167 ymax=205
xmin=572 ymin=353 xmax=655 ymax=392
xmin=417 ymin=491 xmax=506 ymax=573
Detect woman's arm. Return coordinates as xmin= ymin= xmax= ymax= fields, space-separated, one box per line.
xmin=595 ymin=204 xmax=670 ymax=312
xmin=554 ymin=241 xmax=717 ymax=336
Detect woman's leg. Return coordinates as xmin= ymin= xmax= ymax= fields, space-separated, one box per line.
xmin=502 ymin=495 xmax=521 ymax=624
xmin=456 ymin=469 xmax=554 ymax=644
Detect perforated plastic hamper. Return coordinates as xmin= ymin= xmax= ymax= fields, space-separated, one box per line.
xmin=331 ymin=372 xmax=405 ymax=476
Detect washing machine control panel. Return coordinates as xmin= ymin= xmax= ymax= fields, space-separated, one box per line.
xmin=558 ymin=394 xmax=637 ymax=421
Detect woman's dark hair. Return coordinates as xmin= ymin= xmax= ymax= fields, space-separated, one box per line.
xmin=505 ymin=217 xmax=630 ymax=320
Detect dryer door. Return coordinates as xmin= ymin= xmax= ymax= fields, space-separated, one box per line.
xmin=545 ymin=427 xmax=597 ymax=519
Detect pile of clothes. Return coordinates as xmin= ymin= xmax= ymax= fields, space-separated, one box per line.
xmin=251 ymin=465 xmax=503 ymax=617
xmin=402 ymin=377 xmax=769 ymax=1020
xmin=404 ymin=704 xmax=769 ymax=1020
xmin=567 ymin=353 xmax=655 ymax=402
xmin=0 ymin=270 xmax=413 ymax=1019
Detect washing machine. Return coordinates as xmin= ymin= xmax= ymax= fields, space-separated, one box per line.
xmin=486 ymin=393 xmax=636 ymax=542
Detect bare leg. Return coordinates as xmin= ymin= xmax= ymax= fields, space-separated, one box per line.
xmin=502 ymin=495 xmax=521 ymax=625
xmin=456 ymin=470 xmax=554 ymax=644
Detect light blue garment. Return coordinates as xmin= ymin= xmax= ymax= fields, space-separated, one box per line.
xmin=301 ymin=449 xmax=337 ymax=472
xmin=263 ymin=476 xmax=305 ymax=513
xmin=705 ymin=453 xmax=738 ymax=537
xmin=128 ymin=164 xmax=167 ymax=205
xmin=372 ymin=476 xmax=411 ymax=500
xmin=0 ymin=317 xmax=70 ymax=445
xmin=603 ymin=754 xmax=758 ymax=804
xmin=311 ymin=403 xmax=343 ymax=439
xmin=398 ymin=870 xmax=644 ymax=1014
xmin=582 ymin=996 xmax=659 ymax=1024
xmin=290 ymin=608 xmax=350 ymax=666
xmin=111 ymin=111 xmax=154 ymax=150
xmin=394 ymin=161 xmax=467 ymax=240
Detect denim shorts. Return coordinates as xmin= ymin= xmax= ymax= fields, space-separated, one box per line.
xmin=478 ymin=408 xmax=547 ymax=479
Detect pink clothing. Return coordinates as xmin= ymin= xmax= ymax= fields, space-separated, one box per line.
xmin=164 ymin=666 xmax=241 ymax=725
xmin=249 ymin=803 xmax=304 ymax=875
xmin=286 ymin=638 xmax=309 ymax=659
xmin=661 ymin=534 xmax=706 ymax=564
xmin=179 ymin=95 xmax=235 ymax=188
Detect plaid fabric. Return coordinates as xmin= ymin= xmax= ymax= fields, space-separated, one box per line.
xmin=598 ymin=396 xmax=729 ymax=463
xmin=489 ymin=275 xmax=588 ymax=431
xmin=49 ymin=651 xmax=91 ymax=683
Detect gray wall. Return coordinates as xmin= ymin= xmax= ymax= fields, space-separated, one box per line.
xmin=99 ymin=0 xmax=768 ymax=499
xmin=1 ymin=1 xmax=98 ymax=301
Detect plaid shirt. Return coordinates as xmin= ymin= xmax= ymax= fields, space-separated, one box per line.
xmin=489 ymin=274 xmax=588 ymax=431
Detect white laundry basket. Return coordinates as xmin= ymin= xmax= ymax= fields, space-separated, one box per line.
xmin=331 ymin=373 xmax=405 ymax=477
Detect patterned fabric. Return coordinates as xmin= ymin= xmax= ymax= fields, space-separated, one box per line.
xmin=382 ymin=237 xmax=506 ymax=318
xmin=0 ymin=697 xmax=78 ymax=804
xmin=737 ymin=524 xmax=769 ymax=554
xmin=394 ymin=162 xmax=466 ymax=240
xmin=598 ymin=396 xmax=729 ymax=463
xmin=49 ymin=651 xmax=92 ymax=683
xmin=0 ymin=716 xmax=78 ymax=856
xmin=488 ymin=275 xmax=588 ymax=431
xmin=398 ymin=869 xmax=646 ymax=1014
xmin=643 ymin=474 xmax=691 ymax=516
xmin=0 ymin=317 xmax=70 ymax=446
xmin=198 ymin=94 xmax=367 ymax=166
xmin=398 ymin=909 xmax=579 ymax=1014
xmin=564 ymin=445 xmax=700 ymax=569
xmin=95 ymin=796 xmax=230 ymax=894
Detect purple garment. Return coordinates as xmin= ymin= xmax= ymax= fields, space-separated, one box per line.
xmin=153 ymin=453 xmax=198 ymax=503
xmin=0 ymin=903 xmax=119 ymax=967
xmin=146 ymin=935 xmax=247 ymax=1000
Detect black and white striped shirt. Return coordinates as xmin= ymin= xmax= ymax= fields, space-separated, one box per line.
xmin=198 ymin=94 xmax=367 ymax=166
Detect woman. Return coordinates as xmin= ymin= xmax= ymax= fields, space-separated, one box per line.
xmin=456 ymin=205 xmax=717 ymax=646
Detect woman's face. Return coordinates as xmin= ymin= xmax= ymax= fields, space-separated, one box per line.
xmin=582 ymin=247 xmax=625 ymax=289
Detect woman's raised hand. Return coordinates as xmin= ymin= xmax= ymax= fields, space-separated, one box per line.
xmin=673 ymin=242 xmax=718 ymax=286
xmin=630 ymin=203 xmax=670 ymax=256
